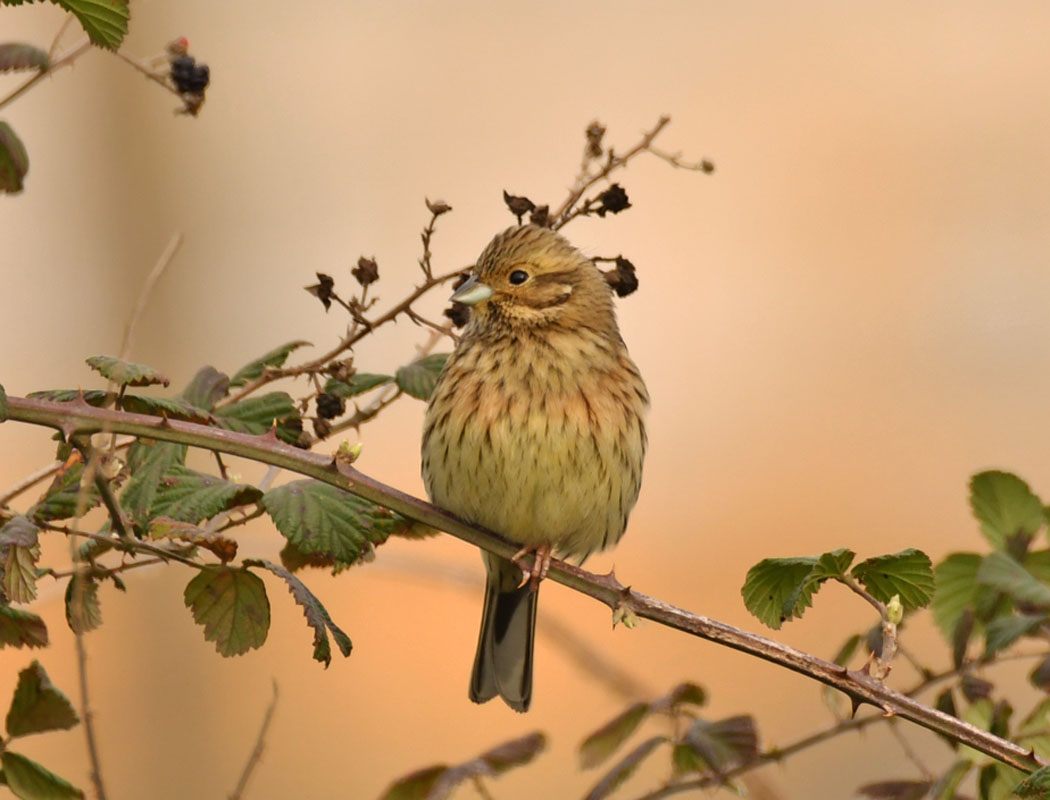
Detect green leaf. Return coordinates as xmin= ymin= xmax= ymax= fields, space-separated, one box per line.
xmin=0 ymin=607 xmax=48 ymax=649
xmin=25 ymin=389 xmax=109 ymax=406
xmin=850 ymin=548 xmax=935 ymax=611
xmin=0 ymin=382 xmax=6 ymax=421
xmin=0 ymin=44 xmax=48 ymax=72
xmin=64 ymin=576 xmax=101 ymax=634
xmin=681 ymin=715 xmax=759 ymax=774
xmin=582 ymin=736 xmax=666 ymax=800
xmin=855 ymin=780 xmax=931 ymax=800
xmin=244 ymin=559 xmax=351 ymax=667
xmin=378 ymin=765 xmax=448 ymax=800
xmin=277 ymin=540 xmax=352 ymax=575
xmin=981 ymin=763 xmax=1027 ymax=800
xmin=180 ymin=366 xmax=229 ymax=410
xmin=5 ymin=661 xmax=78 ymax=738
xmin=1030 ymin=656 xmax=1050 ymax=691
xmin=121 ymin=439 xmax=186 ymax=523
xmin=1 ymin=516 xmax=40 ymax=603
xmin=740 ymin=556 xmax=821 ymax=630
xmin=1017 ymin=698 xmax=1050 ymax=761
xmin=119 ymin=395 xmax=212 ymax=423
xmin=970 ymin=471 xmax=1045 ymax=550
xmin=262 ymin=480 xmax=407 ymax=564
xmin=662 ymin=682 xmax=706 ymax=710
xmin=323 ymin=373 xmax=393 ymax=399
xmin=832 ymin=633 xmax=863 ymax=666
xmin=229 ymin=341 xmax=311 ymax=387
xmin=149 ymin=466 xmax=262 ymax=525
xmin=932 ymin=553 xmax=983 ymax=638
xmin=214 ymin=392 xmax=297 ymax=433
xmin=984 ymin=613 xmax=1046 ymax=656
xmin=53 ymin=0 xmax=130 ymax=50
xmin=811 ymin=548 xmax=856 ymax=580
xmin=1 ymin=751 xmax=83 ymax=799
xmin=27 ymin=461 xmax=99 ymax=523
xmin=183 ymin=566 xmax=270 ymax=657
xmin=85 ymin=355 xmax=169 ymax=387
xmin=929 ymin=761 xmax=972 ymax=800
xmin=395 ymin=353 xmax=450 ymax=400
xmin=476 ymin=731 xmax=546 ymax=775
xmin=977 ymin=551 xmax=1050 ymax=607
xmin=1016 ymin=766 xmax=1050 ymax=798
xmin=213 ymin=392 xmax=303 ymax=444
xmin=579 ymin=702 xmax=650 ymax=769
xmin=0 ymin=121 xmax=28 ymax=194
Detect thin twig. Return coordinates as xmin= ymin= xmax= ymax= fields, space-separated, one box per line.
xmin=0 ymin=460 xmax=62 ymax=509
xmin=552 ymin=117 xmax=672 ymax=227
xmin=118 ymin=233 xmax=183 ymax=361
xmin=645 ymin=146 xmax=714 ymax=173
xmin=0 ymin=37 xmax=92 ymax=112
xmin=630 ymin=651 xmax=1048 ymax=800
xmin=887 ymin=720 xmax=933 ymax=780
xmin=49 ymin=557 xmax=166 ymax=580
xmin=47 ymin=15 xmax=76 ymax=60
xmin=470 ymin=775 xmax=496 ymax=800
xmin=228 ymin=681 xmax=279 ymax=800
xmin=6 ymin=393 xmax=1044 ymax=775
xmin=69 ymin=444 xmax=107 ymax=800
xmin=220 ymin=268 xmax=463 ymax=406
xmin=48 ymin=524 xmax=205 ymax=571
xmin=113 ymin=50 xmax=182 ymax=98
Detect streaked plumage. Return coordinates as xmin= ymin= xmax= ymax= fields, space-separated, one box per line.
xmin=421 ymin=224 xmax=648 ymax=711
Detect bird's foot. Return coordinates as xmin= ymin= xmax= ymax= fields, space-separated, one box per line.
xmin=512 ymin=543 xmax=553 ymax=591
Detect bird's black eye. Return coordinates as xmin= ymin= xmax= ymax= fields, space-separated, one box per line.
xmin=508 ymin=269 xmax=529 ymax=285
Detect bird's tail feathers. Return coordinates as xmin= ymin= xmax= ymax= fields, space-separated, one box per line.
xmin=470 ymin=556 xmax=537 ymax=713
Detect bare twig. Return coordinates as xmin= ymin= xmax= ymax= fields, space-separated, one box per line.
xmin=228 ymin=682 xmax=279 ymax=800
xmin=220 ymin=268 xmax=463 ymax=406
xmin=69 ymin=445 xmax=107 ymax=800
xmin=5 ymin=393 xmax=1044 ymax=775
xmin=48 ymin=524 xmax=205 ymax=571
xmin=113 ymin=51 xmax=182 ymax=99
xmin=0 ymin=460 xmax=62 ymax=509
xmin=118 ymin=233 xmax=183 ymax=361
xmin=887 ymin=720 xmax=933 ymax=780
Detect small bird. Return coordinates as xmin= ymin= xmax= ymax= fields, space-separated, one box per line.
xmin=422 ymin=224 xmax=648 ymax=712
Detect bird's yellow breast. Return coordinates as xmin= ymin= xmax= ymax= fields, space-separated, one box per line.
xmin=422 ymin=325 xmax=647 ymax=559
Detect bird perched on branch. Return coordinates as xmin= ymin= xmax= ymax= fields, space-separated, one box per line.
xmin=422 ymin=224 xmax=648 ymax=712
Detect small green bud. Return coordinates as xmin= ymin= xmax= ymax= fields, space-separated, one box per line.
xmin=886 ymin=594 xmax=904 ymax=625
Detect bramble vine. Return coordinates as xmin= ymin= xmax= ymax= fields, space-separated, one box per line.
xmin=5 ymin=5 xmax=1050 ymax=800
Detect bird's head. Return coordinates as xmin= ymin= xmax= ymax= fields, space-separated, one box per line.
xmin=452 ymin=225 xmax=616 ymax=332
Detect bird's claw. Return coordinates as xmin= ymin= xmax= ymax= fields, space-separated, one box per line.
xmin=512 ymin=544 xmax=552 ymax=591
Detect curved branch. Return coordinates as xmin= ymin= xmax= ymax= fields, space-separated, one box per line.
xmin=2 ymin=394 xmax=1043 ymax=775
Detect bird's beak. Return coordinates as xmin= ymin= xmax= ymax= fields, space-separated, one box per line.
xmin=450 ymin=274 xmax=493 ymax=306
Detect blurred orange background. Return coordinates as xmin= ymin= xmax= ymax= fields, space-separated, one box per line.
xmin=3 ymin=2 xmax=1050 ymax=797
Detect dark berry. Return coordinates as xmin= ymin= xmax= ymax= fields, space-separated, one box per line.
xmin=352 ymin=256 xmax=379 ymax=286
xmin=316 ymin=392 xmax=345 ymax=420
xmin=443 ymin=302 xmax=471 ymax=328
xmin=597 ymin=183 xmax=631 ymax=217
